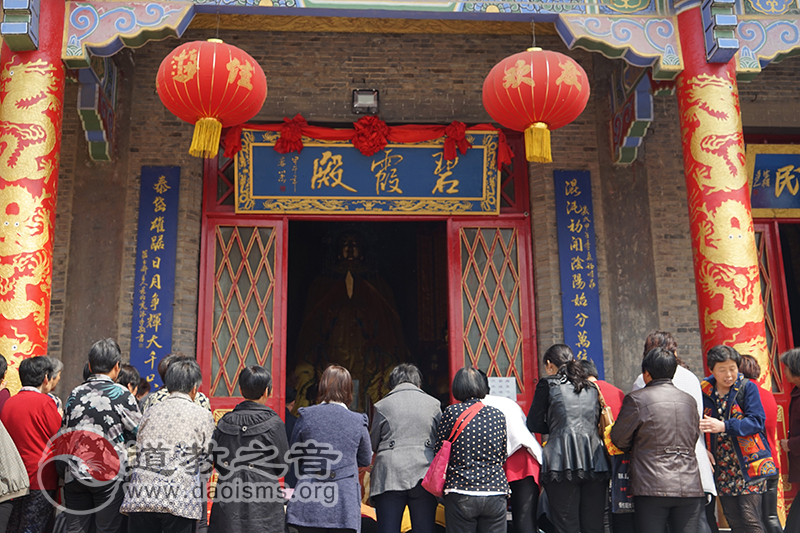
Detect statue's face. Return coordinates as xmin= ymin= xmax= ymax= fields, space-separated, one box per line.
xmin=338 ymin=233 xmax=361 ymax=262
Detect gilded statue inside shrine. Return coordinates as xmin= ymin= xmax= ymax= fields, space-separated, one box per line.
xmin=292 ymin=229 xmax=409 ymax=411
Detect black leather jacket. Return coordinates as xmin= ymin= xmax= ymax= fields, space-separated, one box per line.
xmin=610 ymin=379 xmax=704 ymax=498
xmin=528 ymin=376 xmax=610 ymax=483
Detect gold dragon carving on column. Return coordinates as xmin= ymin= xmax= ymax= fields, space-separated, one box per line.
xmin=0 ymin=54 xmax=62 ymax=368
xmin=680 ymin=70 xmax=770 ymax=375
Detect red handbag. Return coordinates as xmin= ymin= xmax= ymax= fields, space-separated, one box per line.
xmin=421 ymin=402 xmax=484 ymax=497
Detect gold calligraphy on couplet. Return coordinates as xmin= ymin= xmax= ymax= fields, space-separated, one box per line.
xmin=137 ymin=176 xmax=172 ymax=385
xmin=564 ymin=180 xmax=596 ymax=360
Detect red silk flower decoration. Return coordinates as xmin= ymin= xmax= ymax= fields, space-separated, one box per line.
xmin=352 ymin=116 xmax=389 ymax=157
xmin=156 ymin=39 xmax=267 ymax=158
xmin=482 ymin=47 xmax=589 ymax=163
xmin=275 ymin=114 xmax=308 ymax=154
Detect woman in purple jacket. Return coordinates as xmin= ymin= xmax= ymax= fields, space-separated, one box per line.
xmin=286 ymin=365 xmax=372 ymax=533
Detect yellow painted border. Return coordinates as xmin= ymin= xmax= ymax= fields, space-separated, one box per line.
xmin=746 ymin=143 xmax=800 ymax=219
xmin=235 ymin=129 xmax=501 ymax=215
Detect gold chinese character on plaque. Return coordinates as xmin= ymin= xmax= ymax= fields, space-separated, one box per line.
xmin=311 ymin=151 xmax=356 ymax=192
xmin=431 ymin=152 xmax=459 ymax=194
xmin=371 ymin=150 xmax=404 ymax=195
xmin=776 ymin=165 xmax=800 ymax=197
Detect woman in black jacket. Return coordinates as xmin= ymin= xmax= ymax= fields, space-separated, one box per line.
xmin=528 ymin=344 xmax=610 ymax=533
xmin=209 ymin=366 xmax=289 ymax=533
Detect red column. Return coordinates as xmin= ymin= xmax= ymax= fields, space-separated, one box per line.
xmin=0 ymin=0 xmax=65 ymax=392
xmin=676 ymin=8 xmax=770 ymax=379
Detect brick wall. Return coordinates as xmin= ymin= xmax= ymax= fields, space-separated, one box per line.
xmin=51 ymin=27 xmax=800 ymax=395
xmin=47 ymin=81 xmax=79 ymax=363
xmin=116 ymin=48 xmax=204 ymax=365
xmin=640 ymin=95 xmax=704 ymax=375
xmin=528 ymin=49 xmax=615 ymax=383
xmin=740 ymin=56 xmax=800 ymax=129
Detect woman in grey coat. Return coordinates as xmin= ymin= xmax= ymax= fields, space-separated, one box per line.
xmin=286 ymin=365 xmax=372 ymax=533
xmin=370 ymin=364 xmax=441 ymax=533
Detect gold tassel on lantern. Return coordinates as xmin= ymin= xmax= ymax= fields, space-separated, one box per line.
xmin=525 ymin=122 xmax=552 ymax=163
xmin=189 ymin=117 xmax=223 ymax=158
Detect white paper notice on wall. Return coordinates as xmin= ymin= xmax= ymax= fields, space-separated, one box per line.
xmin=488 ymin=377 xmax=517 ymax=401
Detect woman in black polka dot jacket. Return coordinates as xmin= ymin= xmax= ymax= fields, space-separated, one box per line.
xmin=527 ymin=344 xmax=610 ymax=533
xmin=434 ymin=367 xmax=509 ymax=533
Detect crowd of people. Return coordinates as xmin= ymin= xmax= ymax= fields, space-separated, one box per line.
xmin=0 ymin=330 xmax=796 ymax=533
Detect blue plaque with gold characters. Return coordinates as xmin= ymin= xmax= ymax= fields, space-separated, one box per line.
xmin=129 ymin=166 xmax=180 ymax=390
xmin=235 ymin=129 xmax=500 ymax=215
xmin=747 ymin=144 xmax=800 ymax=218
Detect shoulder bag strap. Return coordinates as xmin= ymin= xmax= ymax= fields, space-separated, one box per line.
xmin=593 ymin=382 xmax=609 ymax=412
xmin=448 ymin=402 xmax=484 ymax=443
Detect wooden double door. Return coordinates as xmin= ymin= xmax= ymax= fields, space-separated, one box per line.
xmin=196 ymin=215 xmax=538 ymax=420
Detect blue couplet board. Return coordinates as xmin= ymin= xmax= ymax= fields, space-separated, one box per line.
xmin=235 ymin=130 xmax=500 ymax=215
xmin=750 ymin=153 xmax=800 ymax=210
xmin=554 ymin=170 xmax=605 ymax=378
xmin=129 ymin=166 xmax=180 ymax=390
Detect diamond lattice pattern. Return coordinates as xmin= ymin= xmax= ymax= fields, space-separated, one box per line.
xmin=756 ymin=231 xmax=783 ymax=393
xmin=212 ymin=226 xmax=276 ymax=397
xmin=460 ymin=227 xmax=524 ymax=392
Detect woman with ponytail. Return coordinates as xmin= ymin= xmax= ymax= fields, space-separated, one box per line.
xmin=527 ymin=344 xmax=610 ymax=533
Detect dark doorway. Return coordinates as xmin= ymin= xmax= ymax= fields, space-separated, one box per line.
xmin=286 ymin=221 xmax=449 ymax=412
xmin=780 ymin=223 xmax=800 ymax=344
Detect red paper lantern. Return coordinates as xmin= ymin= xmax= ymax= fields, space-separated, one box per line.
xmin=156 ymin=39 xmax=267 ymax=158
xmin=482 ymin=47 xmax=590 ymax=163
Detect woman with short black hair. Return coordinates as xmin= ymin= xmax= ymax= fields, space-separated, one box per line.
xmin=527 ymin=344 xmax=610 ymax=533
xmin=210 ymin=365 xmax=289 ymax=533
xmin=700 ymin=345 xmax=773 ymax=533
xmin=435 ymin=367 xmax=508 ymax=533
xmin=116 ymin=363 xmax=140 ymax=396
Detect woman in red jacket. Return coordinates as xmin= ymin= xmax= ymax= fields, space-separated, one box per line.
xmin=739 ymin=354 xmax=782 ymax=533
xmin=780 ymin=348 xmax=800 ymax=532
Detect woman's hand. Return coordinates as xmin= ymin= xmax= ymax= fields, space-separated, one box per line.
xmin=700 ymin=415 xmax=725 ymax=434
xmin=781 ymin=439 xmax=790 ymax=452
xmin=706 ymin=448 xmax=715 ymax=466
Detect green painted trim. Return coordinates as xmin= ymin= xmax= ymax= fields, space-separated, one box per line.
xmin=89 ymin=141 xmax=111 ymax=161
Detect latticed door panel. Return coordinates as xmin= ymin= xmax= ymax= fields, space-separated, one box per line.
xmin=198 ymin=217 xmax=285 ymax=415
xmin=449 ymin=219 xmax=536 ymax=410
xmin=755 ymin=228 xmax=787 ymax=393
